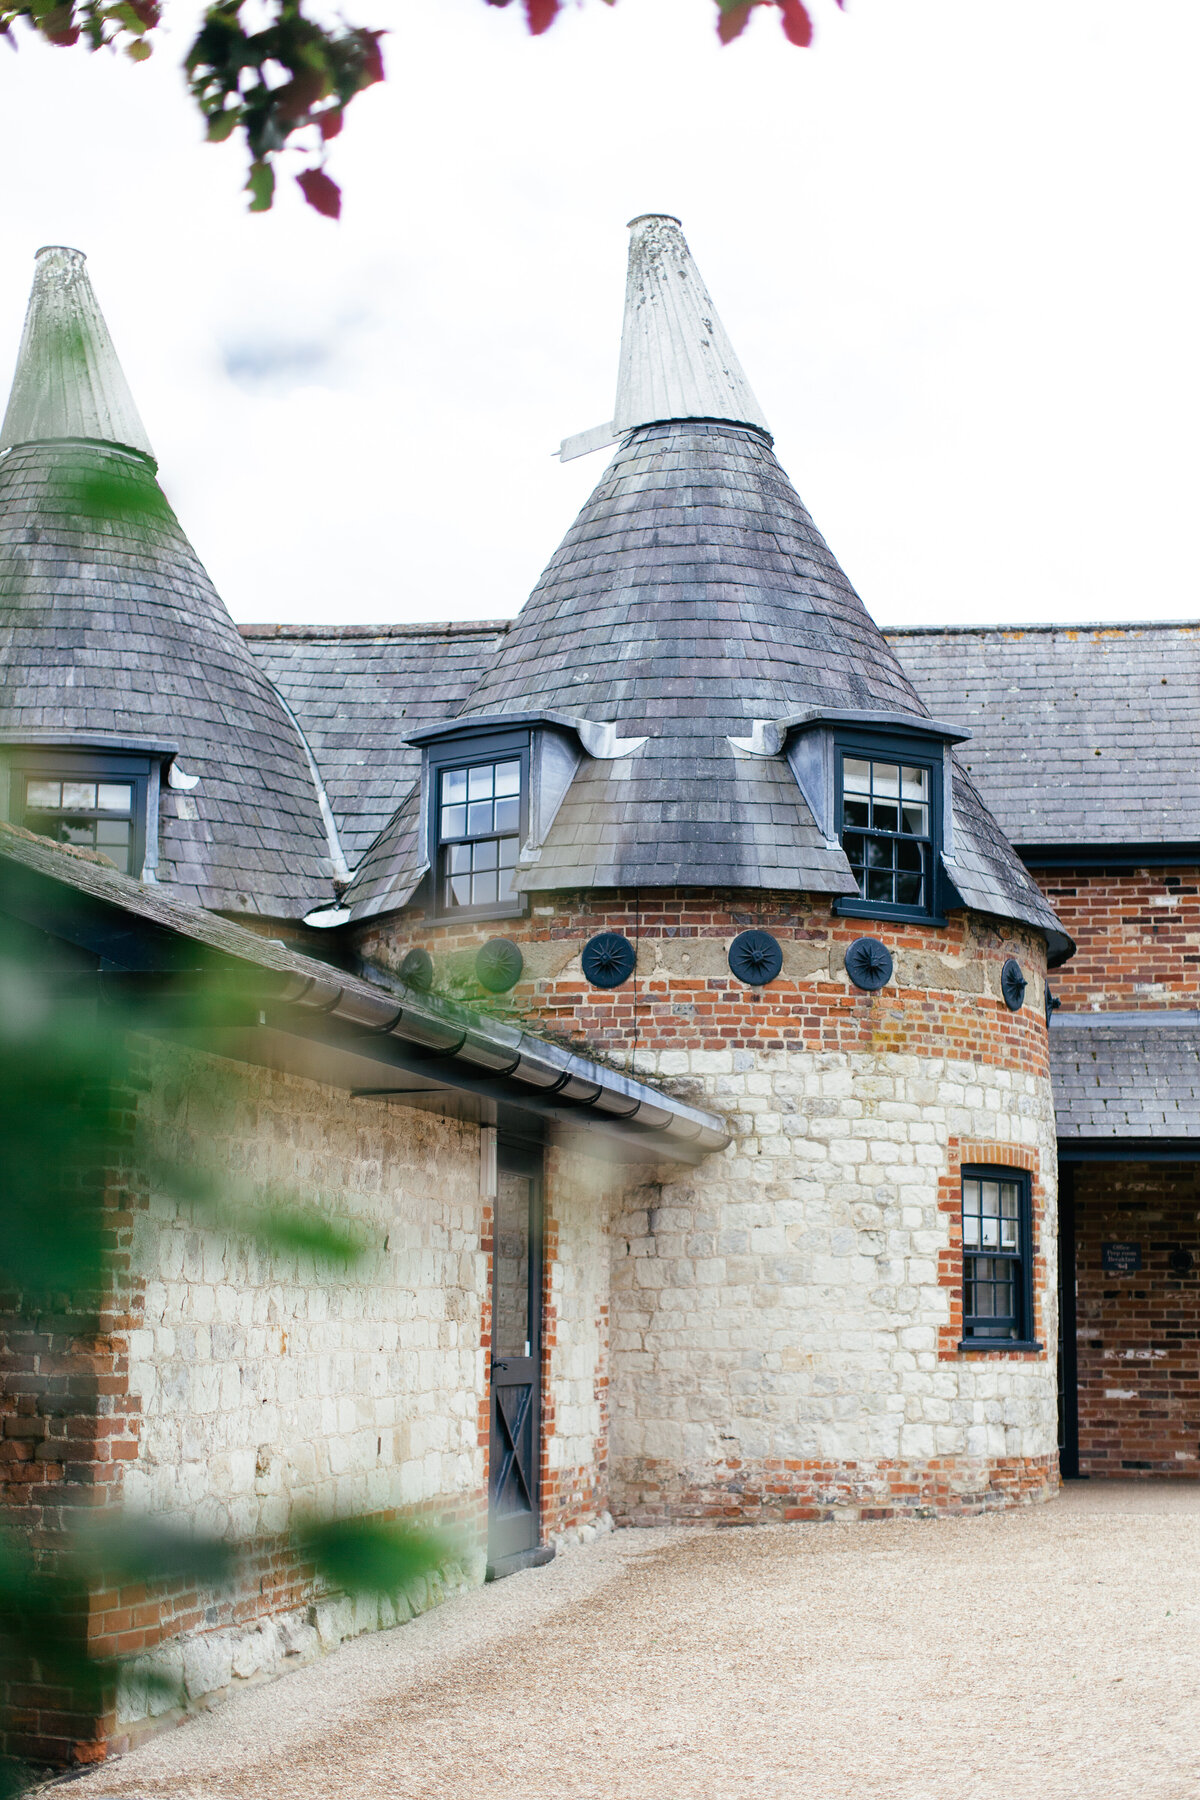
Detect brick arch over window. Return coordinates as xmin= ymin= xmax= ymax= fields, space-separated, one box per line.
xmin=936 ymin=1139 xmax=1050 ymax=1361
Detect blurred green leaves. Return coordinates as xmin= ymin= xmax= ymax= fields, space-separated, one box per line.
xmin=0 ymin=922 xmax=449 ymax=1788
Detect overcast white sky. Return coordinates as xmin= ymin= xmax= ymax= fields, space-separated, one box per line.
xmin=1 ymin=0 xmax=1197 ymax=631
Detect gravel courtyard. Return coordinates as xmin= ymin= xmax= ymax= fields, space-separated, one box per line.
xmin=64 ymin=1482 xmax=1200 ymax=1800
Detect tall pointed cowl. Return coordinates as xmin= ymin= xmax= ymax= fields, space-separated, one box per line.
xmin=0 ymin=248 xmax=335 ymax=917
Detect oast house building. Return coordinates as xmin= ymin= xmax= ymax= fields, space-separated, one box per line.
xmin=1 ymin=221 xmax=1196 ymax=1767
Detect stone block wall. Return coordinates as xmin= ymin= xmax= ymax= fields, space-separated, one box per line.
xmin=1035 ymin=865 xmax=1200 ymax=1011
xmin=1073 ymin=1161 xmax=1200 ymax=1477
xmin=105 ymin=1042 xmax=489 ymax=1745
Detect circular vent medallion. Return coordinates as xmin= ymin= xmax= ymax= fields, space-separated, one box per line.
xmin=728 ymin=930 xmax=783 ymax=986
xmin=475 ymin=937 xmax=524 ymax=993
xmin=845 ymin=937 xmax=893 ymax=992
xmin=582 ymin=932 xmax=636 ymax=989
xmin=1001 ymin=958 xmax=1027 ymax=1012
xmin=399 ymin=947 xmax=434 ymax=992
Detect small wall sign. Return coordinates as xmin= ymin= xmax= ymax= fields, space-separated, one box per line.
xmin=1102 ymin=1242 xmax=1142 ymax=1274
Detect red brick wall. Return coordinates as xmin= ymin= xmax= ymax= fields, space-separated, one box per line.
xmin=1035 ymin=866 xmax=1200 ymax=1012
xmin=1073 ymin=1162 xmax=1200 ymax=1477
xmin=358 ymin=888 xmax=1050 ymax=1073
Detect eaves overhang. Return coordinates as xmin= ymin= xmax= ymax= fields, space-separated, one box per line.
xmin=0 ymin=825 xmax=729 ymax=1165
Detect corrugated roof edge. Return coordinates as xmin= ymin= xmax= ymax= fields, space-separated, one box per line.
xmin=0 ymin=821 xmax=728 ymax=1162
xmin=240 ymin=621 xmax=513 ymax=641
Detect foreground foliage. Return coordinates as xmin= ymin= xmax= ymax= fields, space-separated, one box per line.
xmin=0 ymin=929 xmax=446 ymax=1795
xmin=0 ymin=0 xmax=845 ymax=216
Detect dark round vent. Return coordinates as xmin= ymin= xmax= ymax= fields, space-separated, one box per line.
xmin=475 ymin=937 xmax=524 ymax=993
xmin=1001 ymin=958 xmax=1027 ymax=1012
xmin=1168 ymin=1247 xmax=1195 ymax=1278
xmin=845 ymin=937 xmax=893 ymax=992
xmin=728 ymin=929 xmax=783 ymax=986
xmin=399 ymin=947 xmax=434 ymax=992
xmin=582 ymin=931 xmax=636 ymax=989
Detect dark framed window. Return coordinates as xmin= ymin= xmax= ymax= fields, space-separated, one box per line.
xmin=8 ymin=748 xmax=151 ymax=877
xmin=834 ymin=730 xmax=943 ymax=923
xmin=961 ymin=1166 xmax=1038 ymax=1349
xmin=427 ymin=731 xmax=529 ymax=919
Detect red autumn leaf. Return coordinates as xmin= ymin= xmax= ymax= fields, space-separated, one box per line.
xmin=524 ymin=0 xmax=559 ymax=34
xmin=318 ymin=106 xmax=344 ymax=140
xmin=125 ymin=0 xmax=160 ymax=27
xmin=716 ymin=3 xmax=753 ymax=44
xmin=273 ymin=64 xmax=325 ymax=122
xmin=297 ymin=166 xmax=342 ymax=219
xmin=41 ymin=4 xmax=80 ymax=44
xmin=777 ymin=0 xmax=813 ymax=45
xmin=357 ymin=29 xmax=384 ymax=87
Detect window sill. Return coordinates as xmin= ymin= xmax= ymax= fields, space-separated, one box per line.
xmin=834 ymin=897 xmax=946 ymax=928
xmin=957 ymin=1340 xmax=1044 ymax=1354
xmin=425 ymin=898 xmax=529 ymax=927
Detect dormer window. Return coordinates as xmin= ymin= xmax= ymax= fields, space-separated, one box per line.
xmin=831 ymin=728 xmax=945 ymax=924
xmin=3 ymin=746 xmax=153 ymax=878
xmin=426 ymin=730 xmax=530 ymax=919
xmin=841 ymin=755 xmax=932 ymax=910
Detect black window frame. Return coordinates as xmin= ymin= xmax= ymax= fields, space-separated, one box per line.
xmin=5 ymin=746 xmax=152 ymax=879
xmin=425 ymin=729 xmax=530 ymax=923
xmin=833 ymin=727 xmax=946 ymax=925
xmin=959 ymin=1163 xmax=1040 ymax=1352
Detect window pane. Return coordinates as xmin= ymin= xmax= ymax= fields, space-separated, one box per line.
xmin=866 ymin=869 xmax=892 ymax=903
xmin=472 ymin=868 xmax=498 ymax=905
xmin=844 ymin=797 xmax=870 ymax=829
xmin=873 ymin=800 xmax=900 ymax=833
xmin=494 ymin=760 xmax=521 ymax=797
xmin=873 ymin=763 xmax=899 ymax=800
xmin=843 ymin=831 xmax=865 ymax=867
xmin=442 ymin=768 xmax=468 ymax=805
xmin=61 ymin=782 xmax=96 ymax=809
xmin=60 ymin=822 xmax=93 ymax=846
xmin=97 ymin=783 xmax=133 ymax=813
xmin=1000 ymin=1182 xmax=1020 ymax=1251
xmin=441 ymin=804 xmax=466 ymax=841
xmin=901 ymin=802 xmax=929 ymax=836
xmin=448 ymin=842 xmax=472 ymax=873
xmin=95 ymin=821 xmax=130 ymax=848
xmin=901 ymin=766 xmax=929 ymax=802
xmin=897 ymin=838 xmax=922 ymax=872
xmin=843 ymin=758 xmax=872 ymax=795
xmin=866 ymin=837 xmax=893 ymax=869
xmin=448 ymin=873 xmax=471 ymax=906
xmin=493 ymin=795 xmax=520 ymax=833
xmin=498 ymin=865 xmax=515 ymax=900
xmin=26 ymin=779 xmax=61 ymax=808
xmin=473 ymin=838 xmax=498 ymax=871
xmin=467 ymin=799 xmax=493 ymax=836
xmin=467 ymin=764 xmax=493 ymax=801
xmin=499 ymin=836 xmax=519 ymax=868
xmin=980 ymin=1181 xmax=1001 ymax=1248
xmin=895 ymin=872 xmax=922 ymax=906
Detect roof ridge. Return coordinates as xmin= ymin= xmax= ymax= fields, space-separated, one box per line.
xmin=883 ymin=620 xmax=1200 ymax=637
xmin=239 ymin=620 xmax=513 ymax=641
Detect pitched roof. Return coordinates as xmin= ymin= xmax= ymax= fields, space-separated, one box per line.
xmin=243 ymin=621 xmax=508 ymax=863
xmin=888 ymin=622 xmax=1200 ymax=849
xmin=0 ymin=820 xmax=730 ymax=1162
xmin=0 ymin=250 xmax=335 ymax=919
xmin=1051 ymin=1013 xmax=1200 ymax=1140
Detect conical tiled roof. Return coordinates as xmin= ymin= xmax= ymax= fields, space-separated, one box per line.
xmin=345 ymin=218 xmax=1066 ymax=955
xmin=0 ymin=248 xmax=336 ymax=918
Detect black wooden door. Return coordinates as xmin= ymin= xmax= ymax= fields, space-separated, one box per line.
xmin=487 ymin=1140 xmax=551 ymax=1578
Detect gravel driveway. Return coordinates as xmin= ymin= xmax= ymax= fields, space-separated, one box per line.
xmin=63 ymin=1481 xmax=1200 ymax=1800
